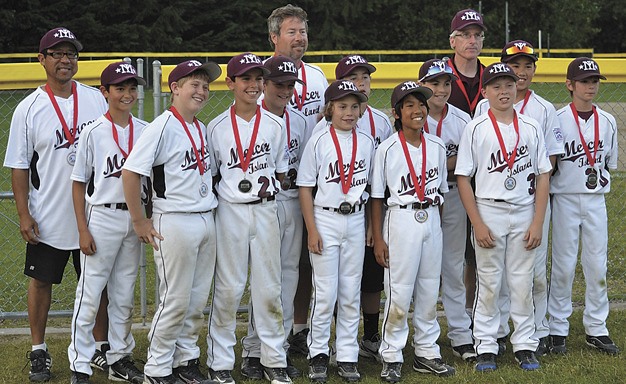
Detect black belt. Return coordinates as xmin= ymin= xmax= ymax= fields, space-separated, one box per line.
xmin=246 ymin=195 xmax=276 ymax=205
xmin=104 ymin=203 xmax=129 ymax=210
xmin=399 ymin=201 xmax=432 ymax=210
xmin=322 ymin=203 xmax=365 ymax=215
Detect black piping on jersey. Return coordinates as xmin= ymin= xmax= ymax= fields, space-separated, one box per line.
xmin=152 ymin=164 xmax=166 ymax=198
xmin=30 ymin=151 xmax=40 ymax=190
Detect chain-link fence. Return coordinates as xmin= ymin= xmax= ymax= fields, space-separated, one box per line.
xmin=0 ymin=59 xmax=625 ymax=324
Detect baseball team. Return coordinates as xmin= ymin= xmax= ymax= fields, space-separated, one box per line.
xmin=4 ymin=4 xmax=620 ymax=384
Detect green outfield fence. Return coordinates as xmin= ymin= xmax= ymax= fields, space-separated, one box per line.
xmin=0 ymin=53 xmax=624 ymax=325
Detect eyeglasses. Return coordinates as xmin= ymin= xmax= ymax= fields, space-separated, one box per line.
xmin=504 ymin=44 xmax=535 ymax=56
xmin=419 ymin=62 xmax=455 ymax=82
xmin=45 ymin=51 xmax=79 ymax=60
xmin=453 ymin=32 xmax=485 ymax=41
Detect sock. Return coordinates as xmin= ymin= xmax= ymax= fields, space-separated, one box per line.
xmin=32 ymin=342 xmax=47 ymax=351
xmin=363 ymin=312 xmax=380 ymax=341
xmin=293 ymin=324 xmax=308 ymax=334
xmin=95 ymin=341 xmax=108 ymax=351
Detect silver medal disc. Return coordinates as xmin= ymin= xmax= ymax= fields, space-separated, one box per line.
xmin=587 ymin=170 xmax=598 ymax=188
xmin=338 ymin=201 xmax=352 ymax=215
xmin=281 ymin=178 xmax=291 ymax=191
xmin=199 ymin=182 xmax=209 ymax=197
xmin=414 ymin=209 xmax=428 ymax=223
xmin=67 ymin=151 xmax=76 ymax=166
xmin=238 ymin=179 xmax=252 ymax=193
xmin=504 ymin=176 xmax=516 ymax=190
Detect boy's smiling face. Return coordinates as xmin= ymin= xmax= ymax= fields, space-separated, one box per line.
xmin=227 ymin=68 xmax=265 ymax=106
xmin=171 ymin=75 xmax=210 ymax=116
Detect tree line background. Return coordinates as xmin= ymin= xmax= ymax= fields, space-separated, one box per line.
xmin=0 ymin=0 xmax=624 ymax=55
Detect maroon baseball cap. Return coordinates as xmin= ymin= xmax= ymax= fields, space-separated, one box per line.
xmin=567 ymin=57 xmax=607 ymax=81
xmin=227 ymin=53 xmax=270 ymax=79
xmin=418 ymin=59 xmax=458 ymax=82
xmin=39 ymin=27 xmax=83 ymax=52
xmin=501 ymin=40 xmax=538 ymax=63
xmin=450 ymin=9 xmax=486 ymax=33
xmin=324 ymin=80 xmax=368 ymax=103
xmin=391 ymin=81 xmax=433 ymax=108
xmin=264 ymin=56 xmax=304 ymax=84
xmin=335 ymin=55 xmax=377 ymax=80
xmin=101 ymin=62 xmax=146 ymax=87
xmin=168 ymin=60 xmax=222 ymax=90
xmin=482 ymin=62 xmax=520 ymax=86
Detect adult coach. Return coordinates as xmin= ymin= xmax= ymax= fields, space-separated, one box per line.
xmin=447 ymin=8 xmax=487 ymax=324
xmin=267 ymin=4 xmax=329 ymax=357
xmin=3 ymin=27 xmax=108 ymax=382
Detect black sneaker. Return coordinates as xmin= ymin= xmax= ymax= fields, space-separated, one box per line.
xmin=535 ymin=337 xmax=549 ymax=357
xmin=514 ymin=350 xmax=540 ymax=371
xmin=288 ymin=328 xmax=309 ymax=356
xmin=452 ymin=344 xmax=477 ymax=362
xmin=308 ymin=354 xmax=328 ymax=383
xmin=286 ymin=356 xmax=301 ymax=379
xmin=90 ymin=343 xmax=110 ymax=372
xmin=174 ymin=358 xmax=213 ymax=383
xmin=241 ymin=357 xmax=263 ymax=380
xmin=208 ymin=369 xmax=234 ymax=384
xmin=358 ymin=333 xmax=381 ymax=362
xmin=262 ymin=366 xmax=292 ymax=384
xmin=549 ymin=335 xmax=567 ymax=354
xmin=336 ymin=362 xmax=361 ymax=382
xmin=27 ymin=349 xmax=52 ymax=382
xmin=144 ymin=374 xmax=184 ymax=384
xmin=497 ymin=337 xmax=507 ymax=357
xmin=586 ymin=335 xmax=620 ymax=355
xmin=474 ymin=353 xmax=497 ymax=372
xmin=412 ymin=356 xmax=455 ymax=377
xmin=70 ymin=371 xmax=91 ymax=384
xmin=380 ymin=362 xmax=402 ymax=383
xmin=109 ymin=356 xmax=144 ymax=383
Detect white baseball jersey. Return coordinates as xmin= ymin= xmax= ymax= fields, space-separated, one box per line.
xmin=292 ymin=62 xmax=328 ymax=144
xmin=550 ymin=104 xmax=618 ymax=194
xmin=371 ymin=132 xmax=449 ymax=206
xmin=207 ymin=107 xmax=289 ymax=203
xmin=424 ymin=103 xmax=470 ymax=160
xmin=273 ymin=107 xmax=307 ymax=201
xmin=296 ymin=127 xmax=375 ymax=207
xmin=476 ymin=90 xmax=564 ymax=157
xmin=4 ymin=81 xmax=107 ymax=249
xmin=122 ymin=110 xmax=217 ymax=213
xmin=455 ymin=112 xmax=552 ymax=205
xmin=71 ymin=114 xmax=148 ymax=205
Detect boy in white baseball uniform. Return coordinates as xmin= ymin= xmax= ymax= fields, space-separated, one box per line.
xmin=418 ymin=59 xmax=474 ymax=363
xmin=122 ymin=59 xmax=222 ymax=384
xmin=68 ymin=62 xmax=148 ymax=384
xmin=547 ymin=57 xmax=619 ymax=356
xmin=475 ymin=40 xmax=565 ymax=356
xmin=205 ymin=53 xmax=290 ymax=384
xmin=455 ymin=63 xmax=552 ymax=372
xmin=334 ymin=55 xmax=393 ymax=361
xmin=3 ymin=27 xmax=108 ymax=383
xmin=239 ymin=55 xmax=308 ymax=380
xmin=297 ymin=80 xmax=374 ymax=383
xmin=372 ymin=81 xmax=454 ymax=383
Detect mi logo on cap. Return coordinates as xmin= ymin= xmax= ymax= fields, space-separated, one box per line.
xmin=489 ymin=63 xmax=511 ymax=74
xmin=401 ymin=81 xmax=420 ymax=91
xmin=116 ymin=64 xmax=137 ymax=74
xmin=461 ymin=12 xmax=481 ymax=21
xmin=55 ymin=28 xmax=76 ymax=39
xmin=187 ymin=60 xmax=203 ymax=67
xmin=338 ymin=81 xmax=359 ymax=92
xmin=240 ymin=54 xmax=262 ymax=64
xmin=345 ymin=55 xmax=368 ymax=65
xmin=279 ymin=61 xmax=297 ymax=74
xmin=580 ymin=60 xmax=599 ymax=71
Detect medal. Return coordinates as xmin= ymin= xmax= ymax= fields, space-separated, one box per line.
xmin=587 ymin=169 xmax=598 ymax=188
xmin=338 ymin=201 xmax=352 ymax=215
xmin=281 ymin=177 xmax=292 ymax=191
xmin=67 ymin=151 xmax=76 ymax=166
xmin=414 ymin=209 xmax=428 ymax=223
xmin=238 ymin=179 xmax=252 ymax=193
xmin=199 ymin=182 xmax=209 ymax=197
xmin=504 ymin=176 xmax=516 ymax=190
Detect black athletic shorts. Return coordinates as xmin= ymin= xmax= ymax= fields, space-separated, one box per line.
xmin=25 ymin=242 xmax=80 ymax=284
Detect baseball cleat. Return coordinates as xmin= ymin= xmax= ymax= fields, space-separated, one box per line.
xmin=475 ymin=353 xmax=497 ymax=372
xmin=380 ymin=362 xmax=402 ymax=383
xmin=452 ymin=344 xmax=477 ymax=362
xmin=27 ymin=349 xmax=52 ymax=382
xmin=412 ymin=356 xmax=455 ymax=377
xmin=514 ymin=350 xmax=540 ymax=371
xmin=586 ymin=335 xmax=620 ymax=355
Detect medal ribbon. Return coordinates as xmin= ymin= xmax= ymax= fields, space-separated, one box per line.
xmin=398 ymin=130 xmax=427 ymax=202
xmin=519 ymin=90 xmax=532 ymax=114
xmin=366 ymin=106 xmax=376 ymax=138
xmin=424 ymin=104 xmax=447 ymax=137
xmin=230 ymin=105 xmax=262 ymax=174
xmin=488 ymin=109 xmax=520 ymax=171
xmin=170 ymin=106 xmax=205 ymax=175
xmin=449 ymin=61 xmax=483 ymax=115
xmin=569 ymin=103 xmax=599 ymax=168
xmin=293 ymin=64 xmax=307 ymax=111
xmin=45 ymin=81 xmax=78 ymax=145
xmin=329 ymin=125 xmax=357 ymax=195
xmin=106 ymin=112 xmax=134 ymax=158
